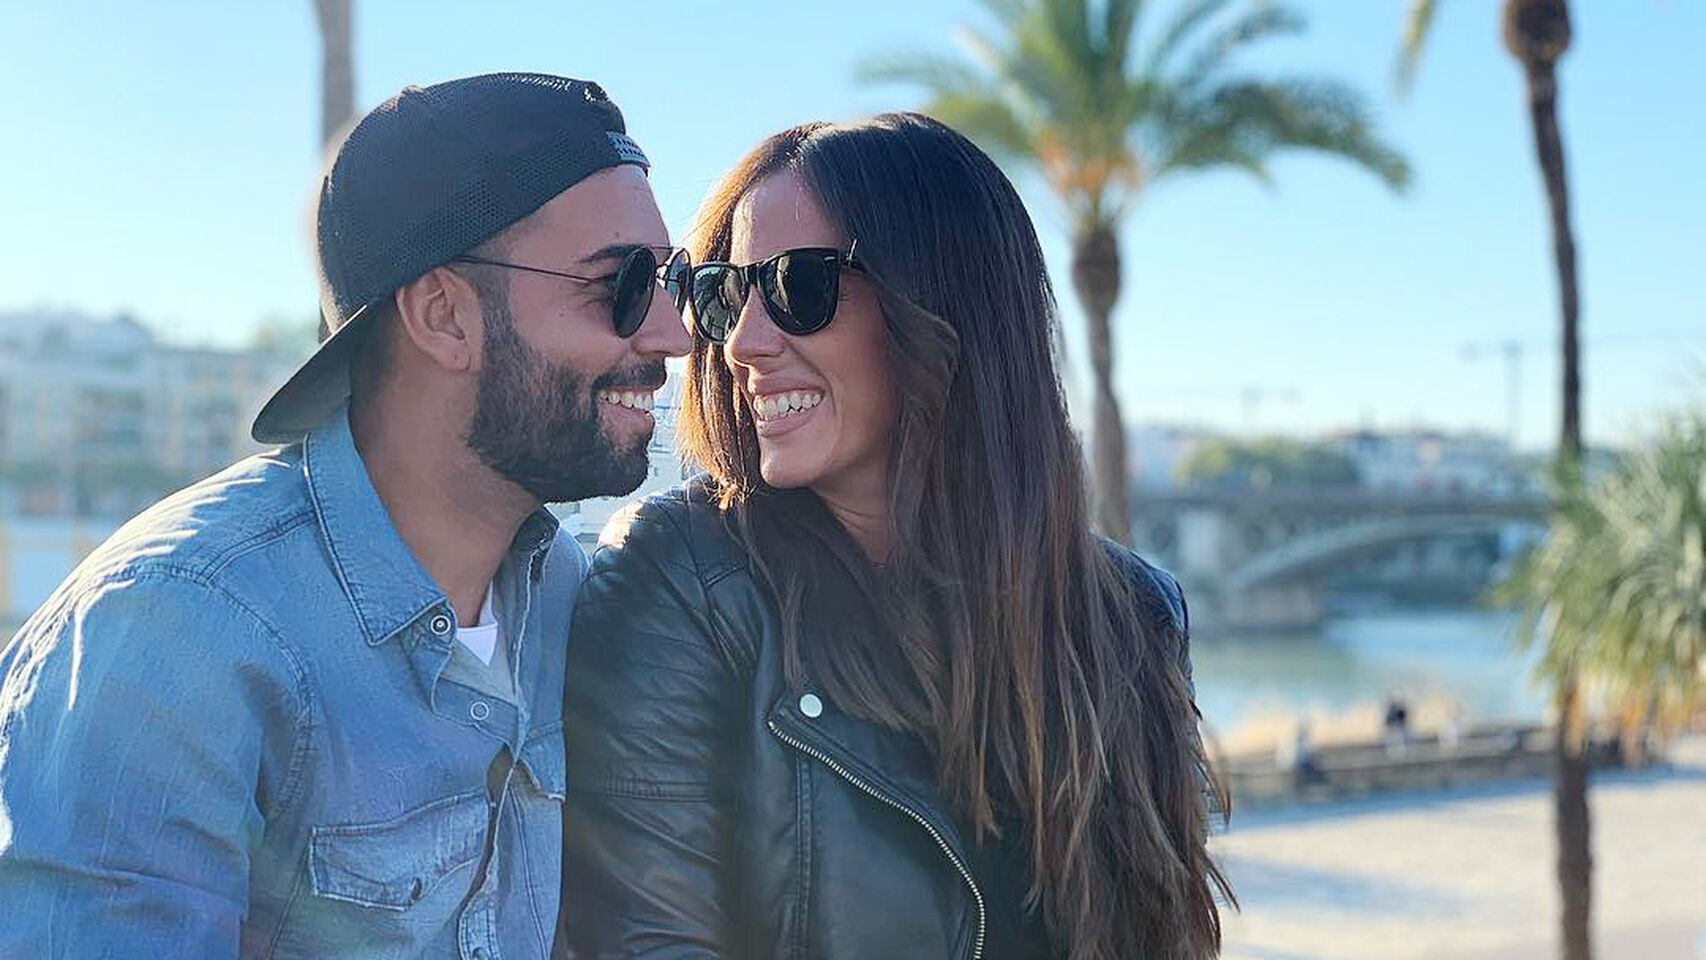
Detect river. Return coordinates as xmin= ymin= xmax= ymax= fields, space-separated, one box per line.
xmin=1192 ymin=607 xmax=1550 ymax=739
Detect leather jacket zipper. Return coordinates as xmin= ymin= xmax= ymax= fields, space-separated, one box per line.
xmin=767 ymin=717 xmax=987 ymax=960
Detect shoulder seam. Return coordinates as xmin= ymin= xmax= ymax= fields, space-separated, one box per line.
xmin=200 ymin=510 xmax=317 ymax=580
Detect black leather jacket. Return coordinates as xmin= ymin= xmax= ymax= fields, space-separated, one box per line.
xmin=557 ymin=486 xmax=1196 ymax=960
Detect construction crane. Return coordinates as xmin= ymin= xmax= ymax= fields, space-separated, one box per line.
xmin=1462 ymin=327 xmax=1699 ymax=449
xmin=1460 ymin=338 xmax=1524 ymax=448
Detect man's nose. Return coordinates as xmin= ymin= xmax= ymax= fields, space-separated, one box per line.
xmin=634 ymin=284 xmax=693 ymax=358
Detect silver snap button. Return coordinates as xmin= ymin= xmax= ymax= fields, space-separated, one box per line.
xmin=469 ymin=700 xmax=491 ymax=722
xmin=429 ymin=614 xmax=452 ymax=636
xmin=408 ymin=877 xmax=424 ymax=902
xmin=799 ymin=693 xmax=824 ymax=718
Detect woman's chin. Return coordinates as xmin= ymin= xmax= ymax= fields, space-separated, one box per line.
xmin=758 ymin=455 xmax=822 ymax=492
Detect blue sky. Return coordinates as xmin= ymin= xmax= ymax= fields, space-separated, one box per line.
xmin=1 ymin=1 xmax=1700 ymax=451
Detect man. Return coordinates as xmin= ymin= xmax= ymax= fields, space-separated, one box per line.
xmin=0 ymin=72 xmax=691 ymax=958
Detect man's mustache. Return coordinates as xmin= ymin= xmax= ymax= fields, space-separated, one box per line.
xmin=591 ymin=361 xmax=667 ymax=394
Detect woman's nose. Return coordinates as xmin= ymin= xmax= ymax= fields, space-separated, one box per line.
xmin=723 ymin=282 xmax=785 ymax=364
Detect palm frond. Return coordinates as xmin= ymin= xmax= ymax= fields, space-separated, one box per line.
xmin=927 ymin=92 xmax=1040 ymax=164
xmin=1039 ymin=0 xmax=1094 ymax=71
xmin=857 ymin=49 xmax=1042 ymax=166
xmin=1102 ymin=0 xmax=1145 ymax=76
xmin=856 ymin=51 xmax=992 ymax=95
xmin=1142 ymin=0 xmax=1235 ymax=76
xmin=1394 ymin=0 xmax=1441 ymax=97
xmin=1174 ymin=3 xmax=1308 ymax=95
xmin=1156 ymin=78 xmax=1411 ymax=190
xmin=1007 ymin=17 xmax=1098 ymax=120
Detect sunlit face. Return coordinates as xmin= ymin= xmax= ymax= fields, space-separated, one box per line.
xmin=465 ymin=165 xmax=692 ymax=502
xmin=723 ymin=172 xmax=898 ymax=498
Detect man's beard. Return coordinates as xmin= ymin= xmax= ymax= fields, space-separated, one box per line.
xmin=466 ymin=297 xmax=662 ymax=503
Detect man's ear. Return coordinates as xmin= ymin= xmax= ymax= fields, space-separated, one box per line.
xmin=395 ymin=265 xmax=483 ymax=373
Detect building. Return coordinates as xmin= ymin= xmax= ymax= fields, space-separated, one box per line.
xmin=0 ymin=310 xmax=295 ymax=517
xmin=1325 ymin=428 xmax=1538 ymax=497
xmin=1127 ymin=424 xmax=1227 ymax=490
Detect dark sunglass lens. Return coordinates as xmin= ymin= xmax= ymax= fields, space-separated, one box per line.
xmin=689 ymin=265 xmax=740 ymax=343
xmin=768 ymin=252 xmax=838 ymax=335
xmin=663 ymin=249 xmax=692 ymax=313
xmin=611 ymin=247 xmax=658 ymax=337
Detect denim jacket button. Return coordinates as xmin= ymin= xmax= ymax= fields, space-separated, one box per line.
xmin=469 ymin=700 xmax=491 ymax=722
xmin=798 ymin=693 xmax=824 ymax=719
xmin=409 ymin=877 xmax=424 ymax=902
xmin=429 ymin=614 xmax=452 ymax=637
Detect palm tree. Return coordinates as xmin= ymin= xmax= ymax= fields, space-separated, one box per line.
xmin=1531 ymin=413 xmax=1706 ymax=721
xmin=1497 ymin=407 xmax=1706 ymax=959
xmin=313 ymin=0 xmax=355 ymax=342
xmin=1398 ymin=4 xmax=1588 ymax=956
xmin=862 ymin=0 xmax=1409 ymax=542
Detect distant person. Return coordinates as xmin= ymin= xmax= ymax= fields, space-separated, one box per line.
xmin=1281 ymin=720 xmax=1324 ymax=789
xmin=1384 ymin=694 xmax=1412 ymax=753
xmin=0 ymin=73 xmax=691 ymax=957
xmin=557 ymin=114 xmax=1230 ymax=959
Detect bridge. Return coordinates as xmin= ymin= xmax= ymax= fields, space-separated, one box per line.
xmin=1128 ymin=489 xmax=1550 ymax=633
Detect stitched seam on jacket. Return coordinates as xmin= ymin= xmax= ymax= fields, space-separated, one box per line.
xmin=569 ymin=778 xmax=711 ymax=801
xmin=198 ymin=511 xmax=316 ymax=580
xmin=792 ymin=747 xmax=812 ymax=960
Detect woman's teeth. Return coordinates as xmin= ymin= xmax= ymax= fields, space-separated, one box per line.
xmin=753 ymin=390 xmax=824 ymax=421
xmin=597 ymin=389 xmax=654 ymax=411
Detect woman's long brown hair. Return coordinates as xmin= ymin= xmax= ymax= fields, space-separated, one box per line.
xmin=679 ymin=112 xmax=1230 ymax=959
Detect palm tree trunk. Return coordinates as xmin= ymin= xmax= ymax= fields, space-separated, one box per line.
xmin=1522 ymin=62 xmax=1581 ymax=464
xmin=315 ymin=0 xmax=355 ymax=147
xmin=1507 ymin=2 xmax=1588 ymax=956
xmin=1070 ymin=221 xmax=1132 ymax=544
xmin=1554 ymin=672 xmax=1592 ymax=960
xmin=314 ymin=0 xmax=355 ymax=343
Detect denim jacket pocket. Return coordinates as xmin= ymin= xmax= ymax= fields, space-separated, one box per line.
xmin=308 ymin=790 xmax=489 ymax=911
xmin=518 ymin=724 xmax=567 ymax=801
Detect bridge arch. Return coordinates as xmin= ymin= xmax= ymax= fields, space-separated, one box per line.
xmin=1224 ymin=513 xmax=1546 ymax=593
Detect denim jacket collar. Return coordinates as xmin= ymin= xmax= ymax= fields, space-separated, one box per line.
xmin=303 ymin=406 xmax=560 ymax=648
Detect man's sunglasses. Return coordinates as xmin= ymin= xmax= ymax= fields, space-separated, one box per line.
xmin=451 ymin=245 xmax=692 ymax=338
xmin=686 ymin=245 xmax=867 ymax=344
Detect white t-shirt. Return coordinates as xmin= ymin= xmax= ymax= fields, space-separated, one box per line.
xmin=446 ymin=584 xmax=515 ymax=704
xmin=456 ymin=586 xmax=501 ymax=666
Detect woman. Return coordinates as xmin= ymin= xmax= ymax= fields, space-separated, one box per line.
xmin=559 ymin=113 xmax=1229 ymax=960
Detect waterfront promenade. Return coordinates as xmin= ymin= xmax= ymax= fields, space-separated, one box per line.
xmin=1213 ymin=735 xmax=1706 ymax=959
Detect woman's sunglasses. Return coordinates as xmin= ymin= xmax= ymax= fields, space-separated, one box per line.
xmin=452 ymin=245 xmax=692 ymax=338
xmin=686 ymin=245 xmax=866 ymax=344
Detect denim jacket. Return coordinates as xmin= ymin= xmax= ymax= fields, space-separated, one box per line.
xmin=0 ymin=407 xmax=583 ymax=959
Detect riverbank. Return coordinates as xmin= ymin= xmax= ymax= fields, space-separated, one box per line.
xmin=1211 ymin=734 xmax=1706 ymax=960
